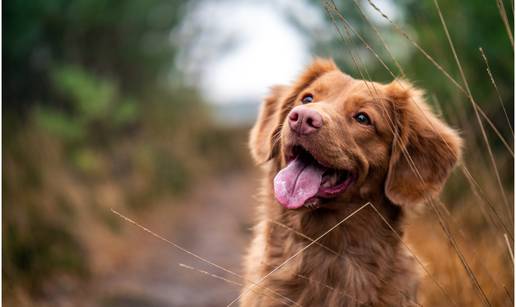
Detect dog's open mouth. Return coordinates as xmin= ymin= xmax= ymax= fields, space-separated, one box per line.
xmin=273 ymin=146 xmax=355 ymax=209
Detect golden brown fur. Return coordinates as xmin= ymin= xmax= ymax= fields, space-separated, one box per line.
xmin=242 ymin=58 xmax=462 ymax=306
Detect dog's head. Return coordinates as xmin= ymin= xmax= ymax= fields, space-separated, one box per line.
xmin=250 ymin=58 xmax=462 ymax=210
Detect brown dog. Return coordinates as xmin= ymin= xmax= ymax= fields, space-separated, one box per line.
xmin=241 ymin=58 xmax=462 ymax=306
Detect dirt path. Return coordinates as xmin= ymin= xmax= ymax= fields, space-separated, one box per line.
xmin=92 ymin=170 xmax=259 ymax=307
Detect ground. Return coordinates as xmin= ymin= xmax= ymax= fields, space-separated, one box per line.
xmin=90 ymin=170 xmax=257 ymax=307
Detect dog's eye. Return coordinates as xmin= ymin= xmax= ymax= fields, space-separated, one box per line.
xmin=301 ymin=94 xmax=313 ymax=104
xmin=354 ymin=112 xmax=371 ymax=125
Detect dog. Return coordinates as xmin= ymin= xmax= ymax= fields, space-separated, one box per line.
xmin=241 ymin=58 xmax=462 ymax=306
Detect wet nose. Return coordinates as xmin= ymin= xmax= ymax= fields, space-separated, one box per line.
xmin=288 ymin=106 xmax=323 ymax=135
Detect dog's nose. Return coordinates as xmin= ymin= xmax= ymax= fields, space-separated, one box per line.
xmin=288 ymin=106 xmax=323 ymax=135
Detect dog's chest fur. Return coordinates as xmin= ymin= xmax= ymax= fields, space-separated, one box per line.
xmin=242 ymin=195 xmax=420 ymax=307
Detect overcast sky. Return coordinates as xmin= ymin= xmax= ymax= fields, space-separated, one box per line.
xmin=175 ymin=0 xmax=399 ymax=105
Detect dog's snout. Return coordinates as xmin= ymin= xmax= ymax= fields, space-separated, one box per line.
xmin=288 ymin=106 xmax=322 ymax=135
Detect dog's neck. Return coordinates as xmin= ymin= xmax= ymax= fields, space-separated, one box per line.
xmin=257 ymin=168 xmax=416 ymax=305
xmin=264 ymin=161 xmax=403 ymax=250
xmin=266 ymin=186 xmax=403 ymax=254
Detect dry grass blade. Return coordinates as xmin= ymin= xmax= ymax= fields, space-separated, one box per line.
xmin=351 ymin=0 xmax=405 ymax=78
xmin=365 ymin=0 xmax=462 ymax=90
xmin=432 ymin=0 xmax=512 ymax=231
xmin=367 ymin=203 xmax=459 ymax=307
xmin=460 ymin=166 xmax=513 ymax=238
xmin=504 ymin=285 xmax=514 ymax=304
xmin=479 ymin=47 xmax=514 ymax=135
xmin=270 ymin=208 xmax=426 ymax=307
xmin=178 ymin=263 xmax=242 ymax=287
xmin=333 ymin=0 xmax=514 ymax=223
xmin=432 ymin=2 xmax=510 ymax=304
xmin=335 ymin=0 xmax=514 ymax=158
xmin=322 ymin=3 xmax=485 ymax=304
xmin=110 ymin=209 xmax=238 ymax=276
xmin=330 ymin=1 xmax=509 ymax=305
xmin=495 ymin=0 xmax=514 ymax=47
xmin=433 ymin=200 xmax=493 ymax=307
xmin=436 ymin=200 xmax=512 ymax=306
xmin=225 ymin=202 xmax=371 ymax=307
xmin=365 ymin=0 xmax=514 ymax=157
xmin=477 ymin=107 xmax=514 ymax=156
xmin=434 ymin=199 xmax=512 ymax=302
xmin=261 ymin=259 xmax=369 ymax=305
xmin=178 ymin=263 xmax=294 ymax=306
xmin=504 ymin=233 xmax=514 ymax=264
xmin=327 ymin=0 xmax=513 ymax=244
xmin=110 ymin=209 xmax=300 ymax=307
xmin=267 ymin=218 xmax=340 ymax=256
xmin=322 ymin=1 xmax=368 ymax=81
xmin=328 ymin=3 xmax=400 ymax=80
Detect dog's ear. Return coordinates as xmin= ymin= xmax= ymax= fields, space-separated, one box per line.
xmin=249 ymin=58 xmax=338 ymax=164
xmin=384 ymin=80 xmax=462 ymax=206
xmin=249 ymin=85 xmax=288 ymax=163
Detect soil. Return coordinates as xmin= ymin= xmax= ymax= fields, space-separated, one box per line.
xmin=91 ymin=170 xmax=259 ymax=307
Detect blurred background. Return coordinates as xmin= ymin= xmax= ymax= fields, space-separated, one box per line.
xmin=3 ymin=0 xmax=514 ymax=306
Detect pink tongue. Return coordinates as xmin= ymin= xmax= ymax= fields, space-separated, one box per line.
xmin=273 ymin=156 xmax=325 ymax=209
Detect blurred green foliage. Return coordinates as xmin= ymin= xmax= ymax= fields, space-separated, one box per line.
xmin=34 ymin=65 xmax=140 ymax=174
xmin=36 ymin=65 xmax=137 ymax=142
xmin=4 ymin=0 xmax=185 ymax=115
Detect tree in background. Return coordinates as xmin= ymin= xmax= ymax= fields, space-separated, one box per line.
xmin=3 ymin=0 xmax=200 ymax=298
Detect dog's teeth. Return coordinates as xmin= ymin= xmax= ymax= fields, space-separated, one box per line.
xmin=323 ymin=173 xmax=338 ymax=187
xmin=322 ymin=172 xmax=339 ymax=188
xmin=304 ymin=198 xmax=321 ymax=209
xmin=304 ymin=200 xmax=317 ymax=208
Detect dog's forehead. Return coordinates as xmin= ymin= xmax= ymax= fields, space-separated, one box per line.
xmin=312 ymin=71 xmax=353 ymax=90
xmin=313 ymin=72 xmax=387 ymax=103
